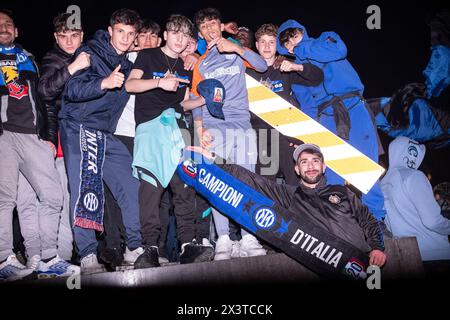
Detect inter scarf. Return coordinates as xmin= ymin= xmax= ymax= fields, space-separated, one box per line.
xmin=177 ymin=151 xmax=369 ymax=280
xmin=73 ymin=125 xmax=106 ymax=231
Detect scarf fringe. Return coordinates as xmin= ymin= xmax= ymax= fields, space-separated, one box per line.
xmin=74 ymin=217 xmax=104 ymax=232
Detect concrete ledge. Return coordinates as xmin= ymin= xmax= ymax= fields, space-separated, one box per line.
xmin=11 ymin=237 xmax=424 ymax=288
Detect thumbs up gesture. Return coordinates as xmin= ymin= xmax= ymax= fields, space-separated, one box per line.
xmin=101 ymin=64 xmax=125 ymax=90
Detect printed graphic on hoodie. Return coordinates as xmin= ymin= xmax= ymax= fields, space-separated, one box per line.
xmin=0 ymin=58 xmax=29 ymax=99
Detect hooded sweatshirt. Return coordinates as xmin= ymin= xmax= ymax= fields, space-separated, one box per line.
xmin=276 ymin=20 xmax=364 ymax=118
xmin=381 ymin=136 xmax=450 ymax=261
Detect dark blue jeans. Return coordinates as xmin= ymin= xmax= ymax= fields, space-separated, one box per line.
xmin=60 ymin=120 xmax=142 ymax=258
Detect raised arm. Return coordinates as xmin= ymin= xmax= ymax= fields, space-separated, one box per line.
xmin=187 ymin=147 xmax=296 ymax=209
xmin=295 ymin=32 xmax=348 ymax=63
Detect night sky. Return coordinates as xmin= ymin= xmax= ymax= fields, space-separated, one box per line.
xmin=2 ymin=0 xmax=449 ymax=182
xmin=2 ymin=0 xmax=445 ymax=98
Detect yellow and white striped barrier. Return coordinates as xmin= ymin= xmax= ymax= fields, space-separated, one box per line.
xmin=246 ymin=74 xmax=384 ymax=194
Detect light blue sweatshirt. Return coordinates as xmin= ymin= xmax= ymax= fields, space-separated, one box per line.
xmin=381 ymin=136 xmax=450 ymax=261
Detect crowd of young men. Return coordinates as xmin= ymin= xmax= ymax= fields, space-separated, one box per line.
xmin=0 ymin=6 xmax=396 ymax=282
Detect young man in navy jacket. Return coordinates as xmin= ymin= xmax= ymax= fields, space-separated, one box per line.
xmin=59 ymin=9 xmax=145 ymax=273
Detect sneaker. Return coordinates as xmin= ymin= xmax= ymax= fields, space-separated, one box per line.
xmin=230 ymin=241 xmax=241 ymax=259
xmin=179 ymin=240 xmax=214 ymax=264
xmin=0 ymin=255 xmax=34 ymax=282
xmin=27 ymin=255 xmax=41 ymax=271
xmin=80 ymin=253 xmax=104 ymax=274
xmin=134 ymin=246 xmax=160 ymax=269
xmin=124 ymin=247 xmax=144 ymax=264
xmin=202 ymin=238 xmax=212 ymax=247
xmin=158 ymin=245 xmax=170 ymax=264
xmin=159 ymin=256 xmax=169 ymax=264
xmin=99 ymin=247 xmax=124 ymax=272
xmin=214 ymin=235 xmax=235 ymax=261
xmin=239 ymin=234 xmax=267 ymax=258
xmin=37 ymin=255 xmax=80 ymax=279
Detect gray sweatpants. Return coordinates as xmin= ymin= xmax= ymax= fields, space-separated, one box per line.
xmin=0 ymin=131 xmax=62 ymax=261
xmin=205 ymin=122 xmax=257 ymax=238
xmin=16 ymin=157 xmax=73 ymax=260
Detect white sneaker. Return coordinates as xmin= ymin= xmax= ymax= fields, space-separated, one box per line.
xmin=27 ymin=255 xmax=41 ymax=271
xmin=230 ymin=241 xmax=241 ymax=258
xmin=0 ymin=255 xmax=34 ymax=282
xmin=214 ymin=235 xmax=234 ymax=261
xmin=239 ymin=234 xmax=267 ymax=258
xmin=80 ymin=253 xmax=104 ymax=274
xmin=124 ymin=247 xmax=144 ymax=264
xmin=37 ymin=255 xmax=80 ymax=278
xmin=202 ymin=238 xmax=213 ymax=247
xmin=159 ymin=256 xmax=169 ymax=264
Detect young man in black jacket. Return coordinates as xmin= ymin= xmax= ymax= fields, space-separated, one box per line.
xmin=13 ymin=13 xmax=91 ymax=271
xmin=0 ymin=9 xmax=79 ymax=280
xmin=247 ymin=23 xmax=324 ymax=185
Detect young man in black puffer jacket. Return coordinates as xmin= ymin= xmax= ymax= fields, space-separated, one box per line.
xmin=13 ymin=13 xmax=92 ymax=269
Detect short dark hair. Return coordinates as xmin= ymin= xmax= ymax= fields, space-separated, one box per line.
xmin=166 ymin=14 xmax=194 ymax=38
xmin=53 ymin=12 xmax=82 ymax=33
xmin=255 ymin=23 xmax=278 ymax=41
xmin=278 ymin=27 xmax=303 ymax=47
xmin=140 ymin=18 xmax=161 ymax=36
xmin=194 ymin=8 xmax=221 ymax=28
xmin=110 ymin=8 xmax=142 ymax=31
xmin=0 ymin=9 xmax=14 ymax=22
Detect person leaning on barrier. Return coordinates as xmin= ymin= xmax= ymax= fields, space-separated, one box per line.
xmin=188 ymin=142 xmax=387 ymax=267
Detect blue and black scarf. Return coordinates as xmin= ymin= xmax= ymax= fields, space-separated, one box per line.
xmin=73 ymin=125 xmax=106 ymax=231
xmin=0 ymin=45 xmax=37 ymax=95
xmin=178 ymin=151 xmax=370 ymax=280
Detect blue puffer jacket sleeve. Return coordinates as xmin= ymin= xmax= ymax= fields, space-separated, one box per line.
xmin=295 ymin=32 xmax=347 ymax=63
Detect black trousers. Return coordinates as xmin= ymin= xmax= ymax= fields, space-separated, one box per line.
xmin=194 ymin=194 xmax=211 ymax=241
xmin=253 ymin=121 xmax=299 ymax=186
xmin=159 ymin=188 xmax=173 ymax=258
xmin=139 ymin=169 xmax=195 ymax=247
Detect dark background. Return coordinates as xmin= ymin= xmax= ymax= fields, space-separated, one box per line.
xmin=1 ymin=0 xmax=449 ymax=307
xmin=2 ymin=0 xmax=449 ymax=182
xmin=2 ymin=0 xmax=447 ymax=98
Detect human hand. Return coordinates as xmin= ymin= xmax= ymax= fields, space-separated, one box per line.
xmin=223 ymin=22 xmax=238 ymax=35
xmin=279 ymin=60 xmax=303 ymax=72
xmin=369 ymin=249 xmax=386 ymax=267
xmin=68 ymin=52 xmax=90 ymax=75
xmin=182 ymin=54 xmax=198 ymax=71
xmin=101 ymin=65 xmax=125 ymax=90
xmin=285 ymin=136 xmax=304 ymax=149
xmin=208 ymin=37 xmax=244 ymax=55
xmin=196 ymin=127 xmax=214 ymax=149
xmin=272 ymin=55 xmax=287 ymax=69
xmin=186 ymin=146 xmax=214 ymax=159
xmin=158 ymin=76 xmax=190 ymax=92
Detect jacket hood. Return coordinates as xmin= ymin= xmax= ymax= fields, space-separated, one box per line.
xmin=85 ymin=30 xmax=126 ymax=69
xmin=388 ymin=136 xmax=426 ymax=170
xmin=277 ymin=20 xmax=309 ymax=56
